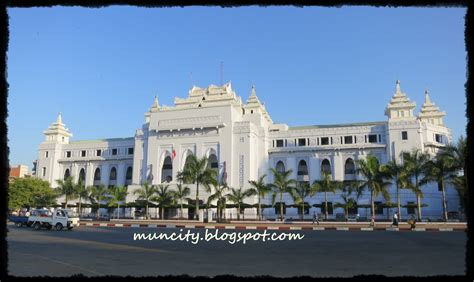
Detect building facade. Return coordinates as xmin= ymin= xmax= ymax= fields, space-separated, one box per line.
xmin=34 ymin=80 xmax=459 ymax=220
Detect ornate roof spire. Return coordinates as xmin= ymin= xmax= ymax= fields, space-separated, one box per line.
xmin=424 ymin=89 xmax=432 ymax=105
xmin=395 ymin=80 xmax=402 ymax=96
xmin=57 ymin=112 xmax=63 ymax=125
xmin=151 ymin=95 xmax=159 ymax=112
xmin=251 ymin=84 xmax=256 ymax=97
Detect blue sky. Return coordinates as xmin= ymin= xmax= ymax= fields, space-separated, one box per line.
xmin=7 ymin=6 xmax=467 ymax=170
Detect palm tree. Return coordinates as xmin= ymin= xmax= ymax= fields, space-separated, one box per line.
xmin=90 ymin=184 xmax=108 ymax=219
xmin=172 ymin=183 xmax=191 ymax=219
xmin=133 ymin=182 xmax=157 ymax=220
xmin=334 ymin=181 xmax=362 ymax=220
xmin=355 ymin=155 xmax=392 ymax=220
xmin=152 ymin=184 xmax=176 ymax=220
xmin=444 ymin=136 xmax=467 ymax=212
xmin=226 ymin=187 xmax=257 ymax=220
xmin=381 ymin=157 xmax=409 ymax=221
xmin=108 ymin=185 xmax=128 ymax=219
xmin=75 ymin=179 xmax=91 ymax=217
xmin=180 ymin=155 xmax=218 ymax=221
xmin=207 ymin=182 xmax=230 ymax=222
xmin=402 ymin=149 xmax=430 ymax=221
xmin=288 ymin=181 xmax=317 ymax=220
xmin=248 ymin=174 xmax=272 ymax=221
xmin=423 ymin=148 xmax=458 ymax=222
xmin=312 ymin=171 xmax=343 ymax=220
xmin=270 ymin=168 xmax=297 ymax=221
xmin=55 ymin=176 xmax=77 ymax=209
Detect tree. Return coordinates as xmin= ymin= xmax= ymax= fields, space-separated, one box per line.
xmin=312 ymin=171 xmax=343 ymax=220
xmin=55 ymin=176 xmax=77 ymax=209
xmin=444 ymin=136 xmax=467 ymax=212
xmin=334 ymin=181 xmax=362 ymax=220
xmin=9 ymin=177 xmax=57 ymax=210
xmin=207 ymin=182 xmax=230 ymax=222
xmin=172 ymin=183 xmax=191 ymax=219
xmin=75 ymin=179 xmax=91 ymax=217
xmin=108 ymin=185 xmax=128 ymax=219
xmin=226 ymin=187 xmax=256 ymax=220
xmin=288 ymin=181 xmax=317 ymax=220
xmin=355 ymin=155 xmax=392 ymax=220
xmin=381 ymin=158 xmax=409 ymax=221
xmin=90 ymin=184 xmax=109 ymax=219
xmin=248 ymin=174 xmax=272 ymax=221
xmin=270 ymin=168 xmax=297 ymax=221
xmin=133 ymin=182 xmax=157 ymax=220
xmin=402 ymin=149 xmax=430 ymax=221
xmin=152 ymin=184 xmax=176 ymax=220
xmin=180 ymin=155 xmax=218 ymax=221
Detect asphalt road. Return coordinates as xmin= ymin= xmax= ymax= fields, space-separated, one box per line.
xmin=7 ymin=224 xmax=467 ymax=277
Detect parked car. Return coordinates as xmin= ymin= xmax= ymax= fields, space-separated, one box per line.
xmin=447 ymin=211 xmax=461 ymax=222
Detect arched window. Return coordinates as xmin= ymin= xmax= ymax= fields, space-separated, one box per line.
xmin=109 ymin=167 xmax=117 ymax=181
xmin=321 ymin=159 xmax=331 ymax=175
xmin=64 ymin=169 xmax=70 ymax=180
xmin=78 ymin=168 xmax=85 ymax=183
xmin=276 ymin=161 xmax=285 ymax=174
xmin=208 ymin=154 xmax=218 ymax=169
xmin=126 ymin=166 xmax=133 ymax=180
xmin=297 ymin=160 xmax=308 ymax=176
xmin=94 ymin=168 xmax=101 ymax=181
xmin=161 ymin=156 xmax=173 ymax=183
xmin=344 ymin=158 xmax=355 ymax=175
xmin=183 ymin=154 xmax=194 ymax=184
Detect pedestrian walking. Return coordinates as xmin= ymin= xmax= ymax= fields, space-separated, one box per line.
xmin=370 ymin=215 xmax=375 ymax=227
xmin=312 ymin=212 xmax=317 ymax=224
xmin=392 ymin=212 xmax=399 ymax=227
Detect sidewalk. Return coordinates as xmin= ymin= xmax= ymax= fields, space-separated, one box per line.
xmin=79 ymin=219 xmax=467 ymax=232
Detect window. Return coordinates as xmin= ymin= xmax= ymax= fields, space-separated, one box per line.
xmin=276 ymin=140 xmax=284 ymax=147
xmin=96 ymin=150 xmax=102 ymax=157
xmin=251 ymin=110 xmax=254 ymax=114
xmin=94 ymin=168 xmax=101 ymax=181
xmin=368 ymin=134 xmax=377 ymax=143
xmin=112 ymin=149 xmax=118 ymax=155
xmin=344 ymin=158 xmax=355 ymax=174
xmin=276 ymin=161 xmax=285 ymax=174
xmin=375 ymin=202 xmax=384 ymax=215
xmin=298 ymin=138 xmax=306 ymax=146
xmin=407 ymin=201 xmax=415 ymax=215
xmin=45 ymin=151 xmax=49 ymax=158
xmin=42 ymin=167 xmax=46 ymax=177
xmin=435 ymin=134 xmax=443 ymax=143
xmin=321 ymin=202 xmax=333 ymax=215
xmin=66 ymin=151 xmax=71 ymax=158
xmin=321 ymin=137 xmax=329 ymax=145
xmin=402 ymin=131 xmax=408 ymax=140
xmin=298 ymin=204 xmax=310 ymax=215
xmin=126 ymin=167 xmax=133 ymax=181
xmin=344 ymin=136 xmax=353 ymax=144
xmin=297 ymin=160 xmax=308 ymax=176
xmin=128 ymin=148 xmax=134 ymax=155
xmin=64 ymin=169 xmax=70 ymax=180
xmin=274 ymin=202 xmax=286 ymax=215
xmin=81 ymin=150 xmax=86 ymax=157
xmin=321 ymin=159 xmax=331 ymax=175
xmin=109 ymin=167 xmax=117 ymax=181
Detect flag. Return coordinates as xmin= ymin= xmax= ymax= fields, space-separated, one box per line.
xmin=172 ymin=149 xmax=176 ymax=159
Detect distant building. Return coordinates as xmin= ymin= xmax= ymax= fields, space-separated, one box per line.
xmin=9 ymin=164 xmax=30 ymax=181
xmin=34 ymin=80 xmax=458 ymax=220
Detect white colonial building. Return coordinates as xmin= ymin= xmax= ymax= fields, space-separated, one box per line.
xmin=34 ymin=80 xmax=459 ymax=220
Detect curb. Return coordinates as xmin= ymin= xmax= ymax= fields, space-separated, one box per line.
xmin=79 ymin=222 xmax=466 ymax=232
